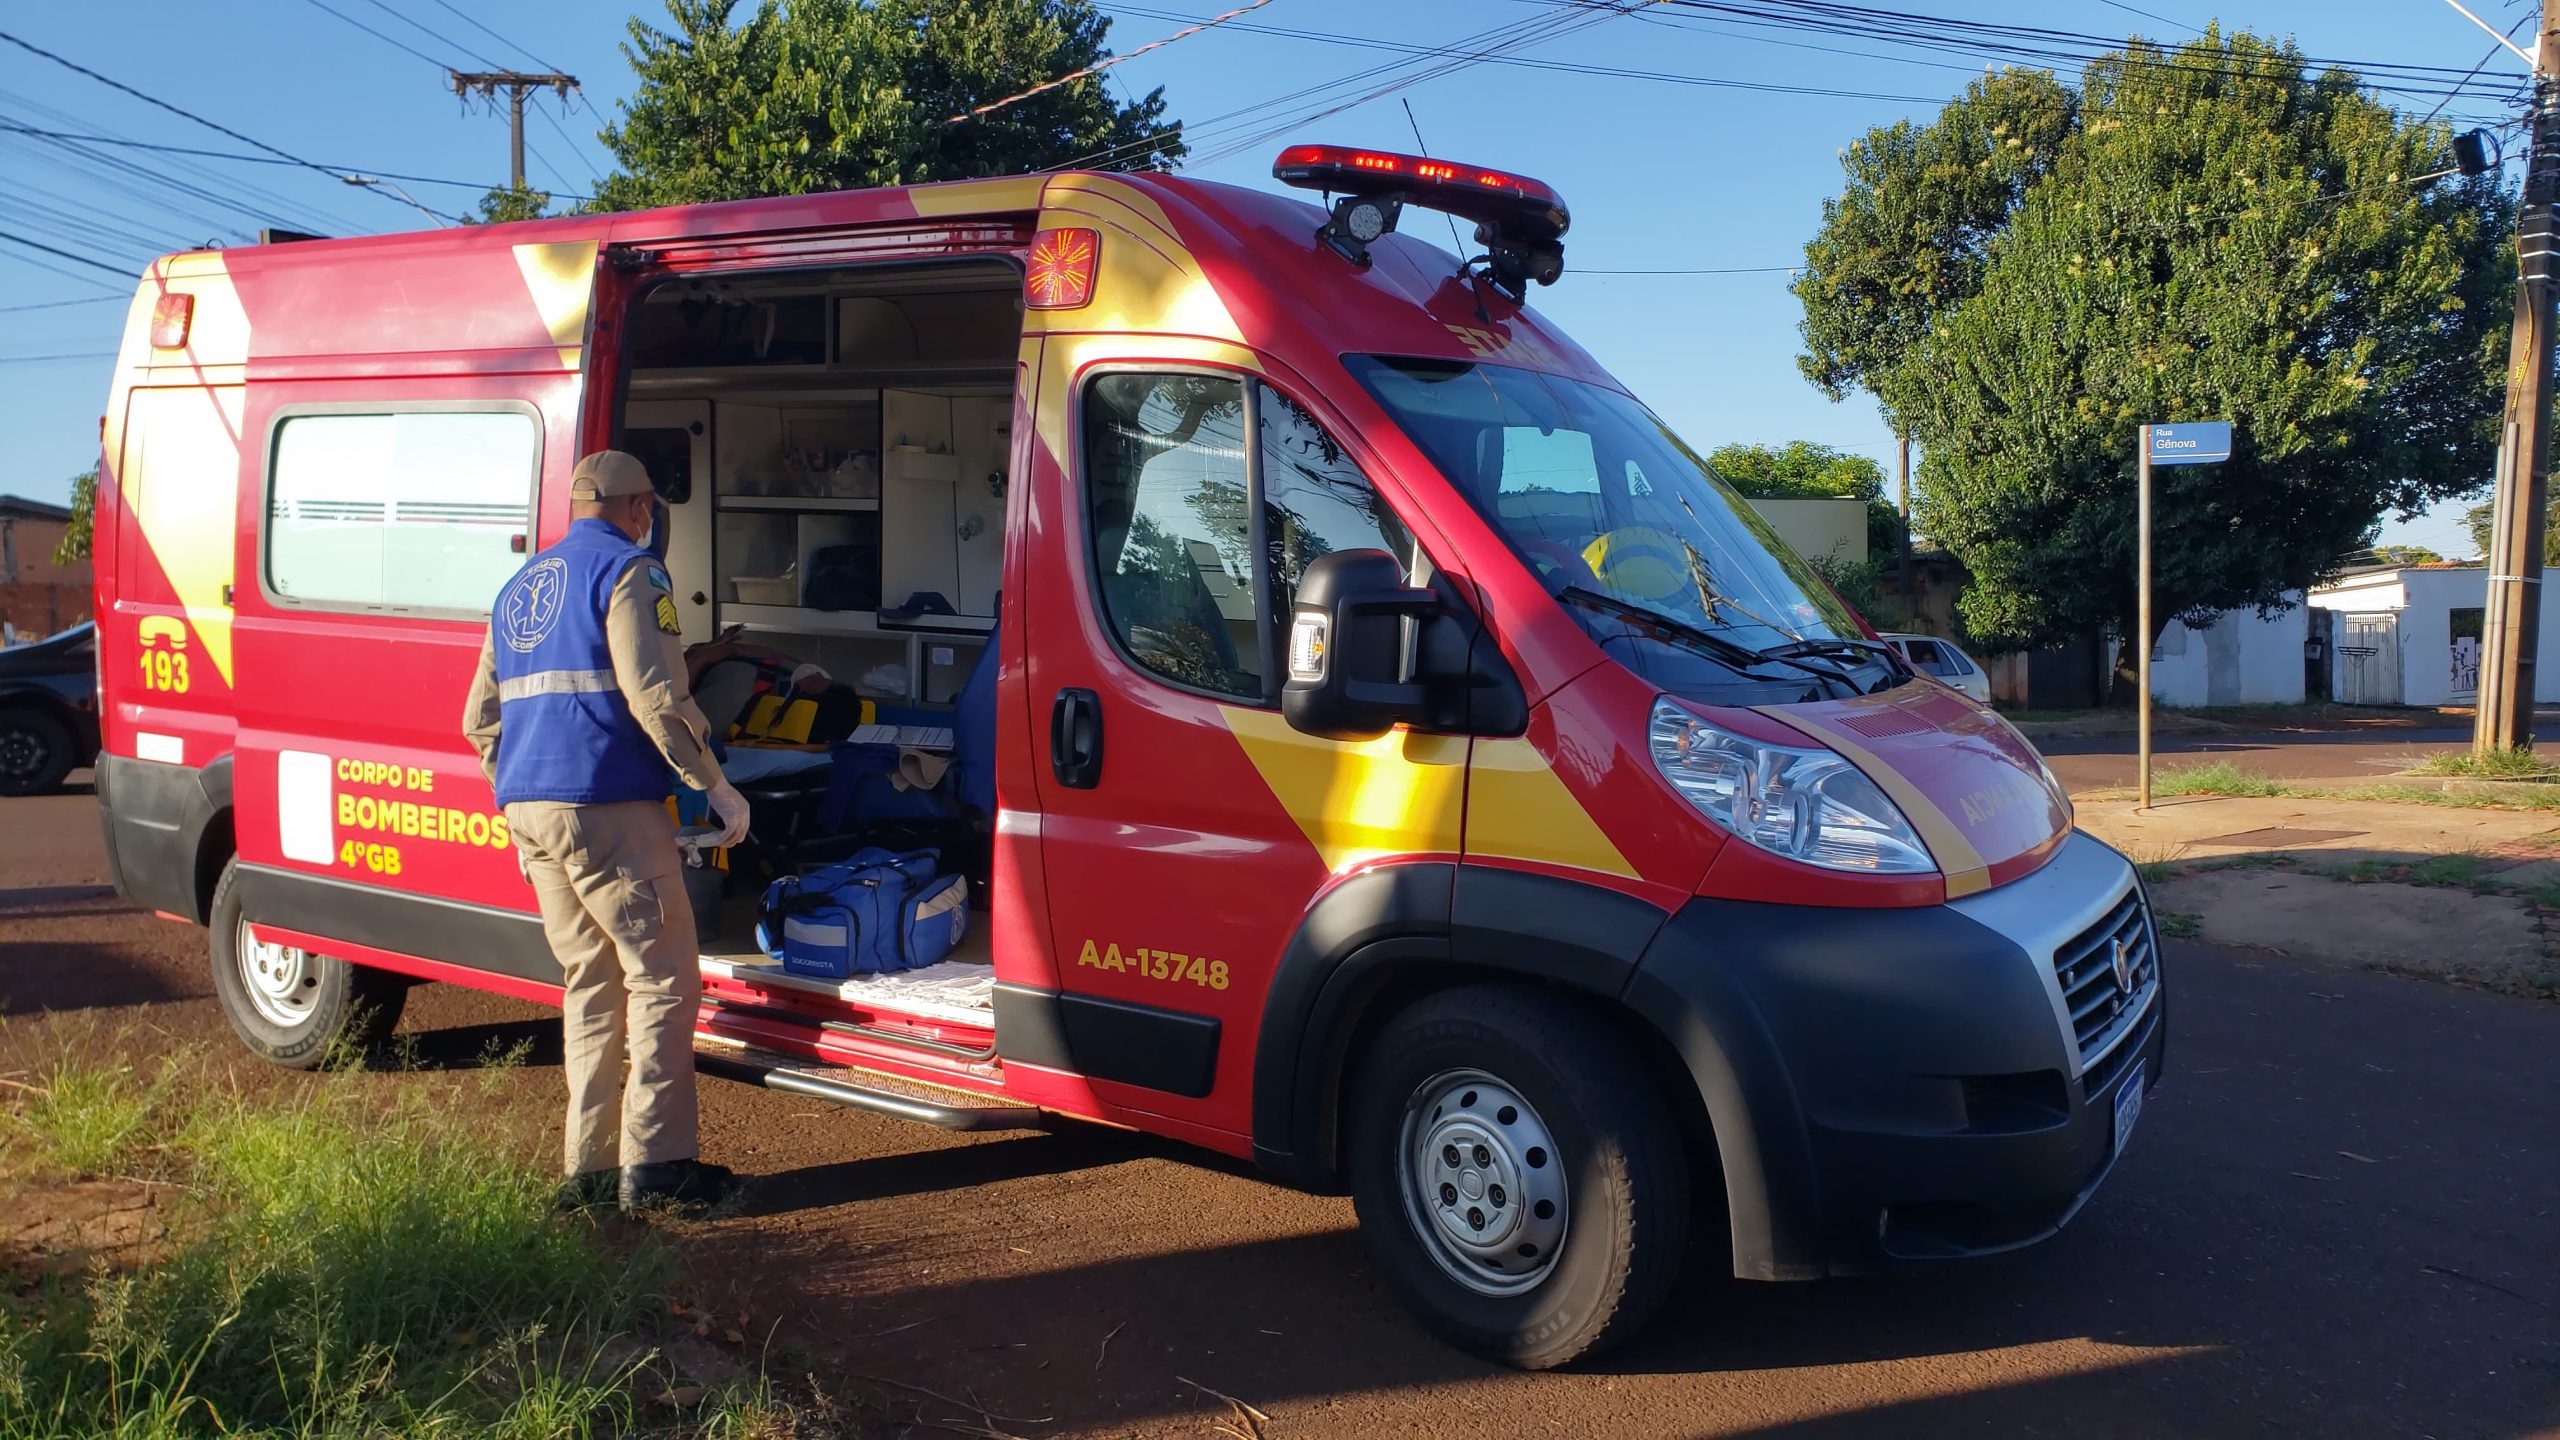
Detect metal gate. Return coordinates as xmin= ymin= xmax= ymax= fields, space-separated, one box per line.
xmin=2335 ymin=612 xmax=2401 ymax=706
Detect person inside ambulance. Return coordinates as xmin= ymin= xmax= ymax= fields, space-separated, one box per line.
xmin=462 ymin=450 xmax=753 ymax=1214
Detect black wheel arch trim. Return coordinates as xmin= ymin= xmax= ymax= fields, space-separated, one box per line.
xmin=1249 ymin=863 xmax=1677 ymax=1190
xmin=96 ymin=750 xmax=235 ymax=922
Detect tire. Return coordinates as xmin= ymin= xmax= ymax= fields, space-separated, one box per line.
xmin=207 ymin=860 xmax=408 ymax=1069
xmin=1345 ymin=982 xmax=1690 ymax=1370
xmin=0 ymin=707 xmax=75 ymax=797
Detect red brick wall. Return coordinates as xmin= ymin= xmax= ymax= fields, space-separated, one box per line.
xmin=1 ymin=514 xmax=92 ymax=637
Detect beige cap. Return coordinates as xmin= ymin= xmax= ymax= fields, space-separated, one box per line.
xmin=570 ymin=450 xmax=653 ymax=499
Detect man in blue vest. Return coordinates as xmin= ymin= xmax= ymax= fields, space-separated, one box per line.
xmin=463 ymin=450 xmax=752 ymax=1213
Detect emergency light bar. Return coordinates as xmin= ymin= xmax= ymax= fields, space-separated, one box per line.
xmin=1272 ymin=144 xmax=1569 ymax=300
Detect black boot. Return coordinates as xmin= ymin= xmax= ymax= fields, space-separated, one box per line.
xmin=619 ymin=1158 xmax=737 ymax=1213
xmin=552 ymin=1169 xmax=619 ymax=1213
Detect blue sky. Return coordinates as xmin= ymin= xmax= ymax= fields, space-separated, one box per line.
xmin=2 ymin=0 xmax=2535 ymax=559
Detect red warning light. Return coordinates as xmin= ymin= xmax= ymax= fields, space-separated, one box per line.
xmin=1025 ymin=227 xmax=1100 ymax=310
xmin=149 ymin=293 xmax=193 ymax=350
xmin=1272 ymin=145 xmax=1565 ymax=228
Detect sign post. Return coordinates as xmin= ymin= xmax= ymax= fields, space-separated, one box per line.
xmin=2138 ymin=422 xmax=2233 ymax=811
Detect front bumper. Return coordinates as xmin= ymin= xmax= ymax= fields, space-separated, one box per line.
xmin=1627 ymin=830 xmax=2165 ymax=1279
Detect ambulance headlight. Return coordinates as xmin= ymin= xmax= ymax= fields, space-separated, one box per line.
xmin=1647 ymin=698 xmax=1935 ymax=875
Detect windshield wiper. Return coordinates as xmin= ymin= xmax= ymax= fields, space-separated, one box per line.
xmin=1759 ymin=635 xmax=1909 ymax=692
xmin=1553 ymin=586 xmax=1858 ymax=697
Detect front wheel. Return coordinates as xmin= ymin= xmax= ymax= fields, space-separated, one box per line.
xmin=208 ymin=861 xmax=408 ymax=1069
xmin=1346 ymin=982 xmax=1690 ymax=1370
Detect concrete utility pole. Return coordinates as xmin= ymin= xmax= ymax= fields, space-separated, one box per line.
xmin=448 ymin=71 xmax=579 ymax=190
xmin=2475 ymin=0 xmax=2560 ymax=755
xmin=1895 ymin=431 xmax=1913 ymax=604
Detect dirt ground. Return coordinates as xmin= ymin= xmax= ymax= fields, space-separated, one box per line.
xmin=7 ymin=787 xmax=2559 ymax=1437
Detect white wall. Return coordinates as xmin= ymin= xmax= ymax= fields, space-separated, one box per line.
xmin=2147 ymin=597 xmax=2307 ymax=707
xmin=2307 ymin=567 xmax=2551 ymax=709
xmin=1747 ymin=498 xmax=1867 ymax=566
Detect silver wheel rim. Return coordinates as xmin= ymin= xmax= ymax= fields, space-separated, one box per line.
xmin=237 ymin=918 xmax=319 ymax=1027
xmin=1395 ymin=1067 xmax=1569 ymax=1296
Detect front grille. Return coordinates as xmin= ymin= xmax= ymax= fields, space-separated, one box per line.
xmin=2051 ymin=888 xmax=2156 ymax=1078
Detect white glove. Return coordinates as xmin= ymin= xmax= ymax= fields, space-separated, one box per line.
xmin=706 ymin=781 xmax=752 ymax=849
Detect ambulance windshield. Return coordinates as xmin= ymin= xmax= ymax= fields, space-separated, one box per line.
xmin=1349 ymin=356 xmax=1867 ymax=659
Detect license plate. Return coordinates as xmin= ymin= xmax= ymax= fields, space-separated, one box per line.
xmin=2113 ymin=1059 xmax=2146 ymax=1154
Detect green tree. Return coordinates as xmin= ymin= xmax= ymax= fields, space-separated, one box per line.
xmin=1888 ymin=29 xmax=2508 ymax=698
xmin=593 ymin=0 xmax=1181 ymax=210
xmin=1793 ymin=67 xmax=2077 ymax=556
xmin=2464 ymin=497 xmax=2560 ymax=565
xmin=469 ymin=183 xmax=554 ymax=224
xmin=54 ymin=470 xmax=95 ymax=567
xmin=2370 ymin=543 xmax=2446 ymax=566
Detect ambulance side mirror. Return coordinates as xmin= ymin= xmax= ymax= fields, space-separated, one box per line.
xmin=1282 ymin=549 xmax=1438 ymax=741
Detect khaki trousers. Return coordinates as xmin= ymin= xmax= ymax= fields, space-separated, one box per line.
xmin=505 ymin=799 xmax=702 ymax=1175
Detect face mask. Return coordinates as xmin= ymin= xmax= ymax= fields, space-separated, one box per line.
xmin=646 ymin=500 xmax=669 ymax=559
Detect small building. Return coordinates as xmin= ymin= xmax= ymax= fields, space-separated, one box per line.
xmin=2307 ymin=562 xmax=2535 ymax=708
xmin=1746 ymin=497 xmax=1867 ymax=567
xmin=0 ymin=495 xmax=92 ymax=641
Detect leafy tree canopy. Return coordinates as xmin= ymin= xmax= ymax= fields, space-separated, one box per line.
xmin=1864 ymin=29 xmax=2509 ymax=663
xmin=2370 ymin=543 xmax=2447 ymax=566
xmin=1793 ymin=67 xmax=2077 ymax=423
xmin=2465 ymin=496 xmax=2559 ymax=565
xmin=593 ymin=0 xmax=1182 ymax=210
xmin=54 ymin=470 xmax=94 ymax=568
xmin=1706 ymin=441 xmax=1885 ymax=502
xmin=469 ymin=184 xmax=555 ymax=225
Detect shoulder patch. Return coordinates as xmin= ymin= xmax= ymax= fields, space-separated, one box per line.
xmin=655 ymin=595 xmax=683 ymax=636
xmin=643 ymin=564 xmax=672 ymax=593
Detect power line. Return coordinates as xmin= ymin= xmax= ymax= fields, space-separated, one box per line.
xmin=950 ymin=0 xmax=1285 ymax=123
xmin=0 ymin=123 xmax=579 ymax=198
xmin=424 ymin=0 xmax=566 ymax=72
xmin=0 ymin=296 xmax=123 ymax=314
xmin=2418 ymin=9 xmax=2537 ymax=130
xmin=0 ymin=352 xmax=118 ymax=365
xmin=1107 ymin=4 xmax=1942 ymax=105
xmin=295 ymin=0 xmax=451 ymax=69
xmin=0 ymin=87 xmax=376 ymax=234
xmin=0 ymin=231 xmax=133 ymax=277
xmin=356 ymin=0 xmax=505 ymax=69
xmin=534 ymin=95 xmax=604 ymax=185
xmin=0 ymin=29 xmax=464 ymax=222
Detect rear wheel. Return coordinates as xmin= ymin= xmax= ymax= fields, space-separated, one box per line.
xmin=0 ymin=707 xmax=75 ymax=796
xmin=1346 ymin=982 xmax=1689 ymax=1369
xmin=207 ymin=861 xmax=407 ymax=1069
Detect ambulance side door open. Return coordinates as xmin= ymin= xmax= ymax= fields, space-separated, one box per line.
xmin=1020 ymin=361 xmax=1462 ymax=1136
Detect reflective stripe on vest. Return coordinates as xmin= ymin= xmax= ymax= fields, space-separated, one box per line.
xmin=487 ymin=518 xmax=672 ymax=808
xmin=497 ymin=669 xmax=619 ymax=703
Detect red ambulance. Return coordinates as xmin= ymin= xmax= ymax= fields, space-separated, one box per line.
xmin=89 ymin=147 xmax=2163 ymax=1368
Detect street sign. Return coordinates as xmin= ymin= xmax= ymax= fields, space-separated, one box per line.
xmin=2136 ymin=419 xmax=2237 ymax=812
xmin=2148 ymin=421 xmax=2232 ymax=466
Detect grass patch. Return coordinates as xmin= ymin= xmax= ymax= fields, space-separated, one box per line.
xmin=3 ymin=1056 xmax=176 ymax=1178
xmin=2409 ymin=747 xmax=2560 ymax=780
xmin=2155 ymin=911 xmax=2202 ymax=940
xmin=2131 ymin=760 xmax=2560 ymax=813
xmin=0 ymin=1058 xmax=828 ymax=1439
xmin=2150 ymin=760 xmax=2292 ymax=799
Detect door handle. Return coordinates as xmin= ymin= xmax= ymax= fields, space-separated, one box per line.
xmin=1050 ymin=687 xmax=1103 ymax=789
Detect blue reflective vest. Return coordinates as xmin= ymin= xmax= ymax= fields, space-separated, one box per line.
xmin=489 ymin=518 xmax=671 ymax=807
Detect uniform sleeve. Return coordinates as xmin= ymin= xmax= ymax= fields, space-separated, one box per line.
xmin=606 ymin=560 xmax=728 ymax=793
xmin=462 ymin=633 xmax=504 ymax=788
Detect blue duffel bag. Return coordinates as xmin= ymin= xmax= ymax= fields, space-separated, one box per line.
xmin=756 ymin=847 xmax=968 ymax=981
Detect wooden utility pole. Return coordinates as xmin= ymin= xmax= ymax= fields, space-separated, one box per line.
xmin=2476 ymin=0 xmax=2560 ymax=754
xmin=1895 ymin=431 xmax=1913 ymax=604
xmin=448 ymin=71 xmax=579 ymax=190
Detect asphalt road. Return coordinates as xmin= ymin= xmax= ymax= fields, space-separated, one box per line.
xmin=5 ymin=788 xmax=2556 ymax=1437
xmin=2039 ymin=722 xmax=2560 ymax=793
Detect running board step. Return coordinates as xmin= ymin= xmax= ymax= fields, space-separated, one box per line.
xmin=694 ymin=1045 xmax=1040 ymax=1132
